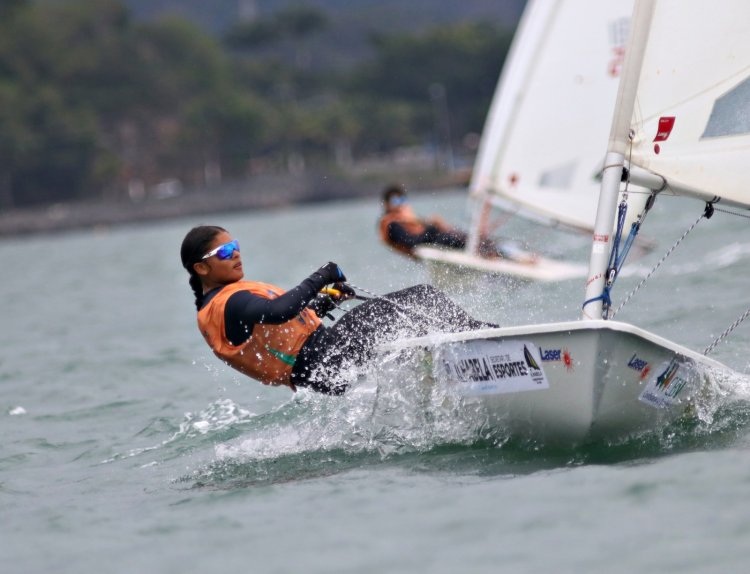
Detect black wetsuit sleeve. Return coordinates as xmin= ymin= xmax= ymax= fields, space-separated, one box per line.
xmin=224 ymin=274 xmax=329 ymax=345
xmin=387 ymin=221 xmax=431 ymax=248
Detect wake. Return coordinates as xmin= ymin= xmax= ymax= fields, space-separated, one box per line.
xmin=104 ymin=346 xmax=750 ymax=487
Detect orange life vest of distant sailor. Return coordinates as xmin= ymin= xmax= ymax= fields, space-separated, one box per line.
xmin=197 ymin=281 xmax=321 ymax=388
xmin=378 ymin=208 xmax=428 ymax=256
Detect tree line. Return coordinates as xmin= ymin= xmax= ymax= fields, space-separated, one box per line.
xmin=0 ymin=0 xmax=513 ymax=208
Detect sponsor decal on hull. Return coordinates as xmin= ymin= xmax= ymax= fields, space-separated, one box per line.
xmin=627 ymin=353 xmax=651 ymax=380
xmin=437 ymin=340 xmax=549 ymax=396
xmin=540 ymin=347 xmax=575 ymax=372
xmin=638 ymin=357 xmax=691 ymax=409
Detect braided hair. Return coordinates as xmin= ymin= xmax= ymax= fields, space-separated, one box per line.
xmin=180 ymin=225 xmax=226 ymax=310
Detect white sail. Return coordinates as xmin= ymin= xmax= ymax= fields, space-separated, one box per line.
xmin=615 ymin=0 xmax=750 ymax=209
xmin=586 ymin=0 xmax=750 ymax=317
xmin=469 ymin=0 xmax=639 ymax=232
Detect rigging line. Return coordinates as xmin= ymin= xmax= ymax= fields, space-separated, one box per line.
xmin=598 ymin=139 xmax=656 ymax=318
xmin=703 ymin=305 xmax=750 ymax=356
xmin=610 ymin=209 xmax=706 ymax=319
xmin=324 ymin=288 xmax=417 ymax=326
xmin=339 ymin=282 xmax=461 ymax=330
xmin=713 ymin=206 xmax=750 ymax=221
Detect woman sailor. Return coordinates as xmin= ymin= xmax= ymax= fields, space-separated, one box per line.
xmin=180 ymin=225 xmax=491 ymax=395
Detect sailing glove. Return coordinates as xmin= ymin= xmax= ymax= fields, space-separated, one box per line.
xmin=315 ymin=261 xmax=347 ymax=284
xmin=331 ymin=282 xmax=356 ymax=301
xmin=307 ymin=294 xmax=337 ymax=319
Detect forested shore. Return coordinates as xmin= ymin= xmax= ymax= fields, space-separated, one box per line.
xmin=0 ymin=0 xmax=514 ymax=231
xmin=0 ymin=166 xmax=468 ymax=237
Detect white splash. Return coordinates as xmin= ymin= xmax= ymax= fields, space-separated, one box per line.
xmin=692 ymin=365 xmax=750 ymax=429
xmin=213 ymin=347 xmax=495 ymax=463
xmin=101 ymin=398 xmax=256 ymax=464
xmin=178 ymin=398 xmax=254 ymax=437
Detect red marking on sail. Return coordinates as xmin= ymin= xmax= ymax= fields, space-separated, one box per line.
xmin=608 ymin=46 xmax=625 ymax=77
xmin=653 ymin=116 xmax=675 ymax=142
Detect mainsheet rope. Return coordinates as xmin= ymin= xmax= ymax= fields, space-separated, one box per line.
xmin=329 ymin=282 xmax=467 ymax=332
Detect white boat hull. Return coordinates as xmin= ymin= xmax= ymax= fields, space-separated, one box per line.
xmin=414 ymin=245 xmax=587 ymax=283
xmin=373 ymin=320 xmax=731 ymax=444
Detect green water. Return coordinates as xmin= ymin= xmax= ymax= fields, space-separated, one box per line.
xmin=3 ymin=190 xmax=750 ymax=573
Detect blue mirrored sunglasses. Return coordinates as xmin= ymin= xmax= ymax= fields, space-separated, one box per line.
xmin=390 ymin=195 xmax=407 ymax=206
xmin=202 ymin=239 xmax=240 ymax=261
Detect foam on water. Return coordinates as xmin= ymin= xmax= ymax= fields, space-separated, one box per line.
xmin=693 ymin=365 xmax=750 ymax=430
xmin=181 ymin=349 xmax=750 ymax=486
xmin=164 ymin=355 xmax=750 ymax=489
xmin=101 ymin=398 xmax=257 ymax=464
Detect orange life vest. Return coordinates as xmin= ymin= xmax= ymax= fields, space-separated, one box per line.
xmin=197 ymin=281 xmax=321 ymax=389
xmin=378 ymin=209 xmax=428 ymax=256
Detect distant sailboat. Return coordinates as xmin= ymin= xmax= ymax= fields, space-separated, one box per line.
xmin=416 ymin=0 xmax=651 ymax=282
xmin=376 ymin=0 xmax=750 ymax=443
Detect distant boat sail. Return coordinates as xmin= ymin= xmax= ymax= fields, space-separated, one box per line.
xmin=468 ymin=0 xmax=643 ymax=233
xmin=416 ymin=0 xmax=650 ymax=282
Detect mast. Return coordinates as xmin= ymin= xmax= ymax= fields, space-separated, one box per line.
xmin=582 ymin=0 xmax=656 ymax=319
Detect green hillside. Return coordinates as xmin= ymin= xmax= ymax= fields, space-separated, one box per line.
xmin=124 ymin=0 xmax=526 ymax=68
xmin=0 ymin=0 xmax=523 ymax=209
